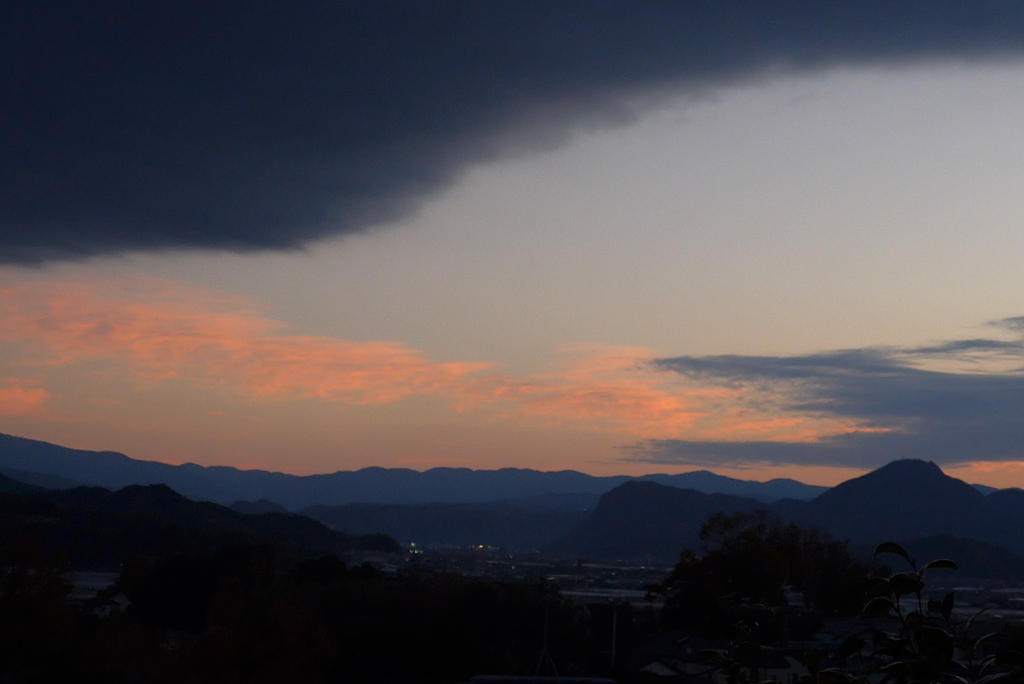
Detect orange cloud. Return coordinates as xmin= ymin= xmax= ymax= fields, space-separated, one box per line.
xmin=458 ymin=345 xmax=865 ymax=441
xmin=0 ymin=277 xmax=871 ymax=443
xmin=0 ymin=279 xmax=489 ymax=404
xmin=460 ymin=345 xmax=715 ymax=435
xmin=0 ymin=378 xmax=48 ymax=416
xmin=945 ymin=461 xmax=1024 ymax=489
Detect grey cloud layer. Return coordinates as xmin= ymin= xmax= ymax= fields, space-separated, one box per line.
xmin=5 ymin=2 xmax=1024 ymax=262
xmin=631 ymin=319 xmax=1024 ymax=468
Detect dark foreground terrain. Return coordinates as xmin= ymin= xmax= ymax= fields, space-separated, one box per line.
xmin=0 ymin=473 xmax=397 ymax=569
xmin=7 ymin=456 xmax=1024 ymax=682
xmin=7 ymin=501 xmax=1024 ymax=684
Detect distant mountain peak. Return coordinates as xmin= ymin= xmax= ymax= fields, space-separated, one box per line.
xmin=819 ymin=458 xmax=979 ymax=500
xmin=871 ymin=459 xmax=944 ymax=476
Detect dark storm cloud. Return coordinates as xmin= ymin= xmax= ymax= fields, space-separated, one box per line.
xmin=4 ymin=2 xmax=1024 ymax=262
xmin=630 ymin=321 xmax=1024 ymax=468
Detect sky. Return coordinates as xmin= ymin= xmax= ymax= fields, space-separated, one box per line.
xmin=5 ymin=3 xmax=1024 ymax=486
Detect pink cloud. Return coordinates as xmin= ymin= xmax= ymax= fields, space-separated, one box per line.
xmin=0 ymin=277 xmax=871 ymax=443
xmin=460 ymin=345 xmax=864 ymax=441
xmin=0 ymin=279 xmax=489 ymax=404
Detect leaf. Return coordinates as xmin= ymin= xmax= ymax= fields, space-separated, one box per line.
xmin=860 ymin=661 xmax=882 ymax=676
xmin=837 ymin=636 xmax=866 ymax=661
xmin=733 ymin=641 xmax=762 ymax=664
xmin=863 ymin=596 xmax=896 ymax=617
xmin=697 ymin=649 xmax=728 ymax=664
xmin=874 ymin=542 xmax=914 ymax=566
xmin=941 ymin=591 xmax=955 ymax=619
xmin=947 ymin=662 xmax=970 ymax=678
xmin=978 ymin=657 xmax=996 ymax=678
xmin=879 ymin=637 xmax=914 ymax=658
xmin=966 ymin=607 xmax=990 ymax=635
xmin=972 ymin=632 xmax=1002 ymax=654
xmin=879 ymin=661 xmax=908 ymax=674
xmin=718 ymin=591 xmax=740 ymax=609
xmin=804 ymin=647 xmax=821 ymax=676
xmin=865 ymin=575 xmax=890 ymax=592
xmin=921 ymin=558 xmax=958 ymax=572
xmin=942 ymin=663 xmax=966 ymax=679
xmin=975 ymin=673 xmax=1012 ymax=684
xmin=920 ymin=625 xmax=954 ymax=663
xmin=888 ymin=572 xmax=926 ymax=596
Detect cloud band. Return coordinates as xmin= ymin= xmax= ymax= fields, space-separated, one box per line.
xmin=5 ymin=2 xmax=1024 ymax=261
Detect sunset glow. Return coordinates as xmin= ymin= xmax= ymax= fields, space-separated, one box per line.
xmin=5 ymin=26 xmax=1024 ymax=486
xmin=0 ymin=277 xmax=874 ymax=457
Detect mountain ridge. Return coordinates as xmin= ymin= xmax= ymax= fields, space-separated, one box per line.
xmin=0 ymin=432 xmax=827 ymax=508
xmin=5 ymin=439 xmax=1024 ymax=578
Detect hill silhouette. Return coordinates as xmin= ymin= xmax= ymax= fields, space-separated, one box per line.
xmin=786 ymin=460 xmax=991 ymax=544
xmin=550 ymin=481 xmax=762 ymax=561
xmin=6 ymin=431 xmax=1024 ymax=569
xmin=230 ymin=499 xmax=291 ymax=515
xmin=0 ymin=471 xmax=47 ymax=496
xmin=892 ymin=535 xmax=1024 ymax=581
xmin=0 ymin=482 xmax=399 ymax=569
xmin=305 ymin=501 xmax=589 ymax=550
xmin=552 ymin=460 xmax=1024 ymax=574
xmin=784 ymin=460 xmax=1024 ymax=556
